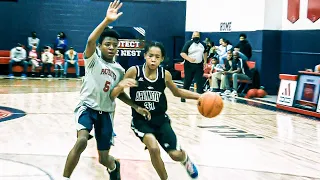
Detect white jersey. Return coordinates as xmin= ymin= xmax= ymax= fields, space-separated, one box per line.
xmin=76 ymin=51 xmax=125 ymax=112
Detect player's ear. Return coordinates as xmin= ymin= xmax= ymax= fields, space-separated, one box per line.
xmin=144 ymin=53 xmax=147 ymax=59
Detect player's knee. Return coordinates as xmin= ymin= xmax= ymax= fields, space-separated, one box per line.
xmin=168 ymin=150 xmax=183 ymax=161
xmin=75 ymin=137 xmax=88 ymax=152
xmin=98 ymin=154 xmax=113 ymax=167
xmin=232 ymin=73 xmax=237 ymax=78
xmin=98 ymin=155 xmax=108 ymax=165
xmin=148 ymin=146 xmax=161 ymax=156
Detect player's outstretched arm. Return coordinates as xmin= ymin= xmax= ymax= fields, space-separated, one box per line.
xmin=110 ymin=66 xmax=137 ymax=100
xmin=165 ymin=70 xmax=200 ymax=100
xmin=118 ymin=93 xmax=151 ymax=120
xmin=84 ymin=0 xmax=123 ymax=58
xmin=110 ymin=66 xmax=151 ymax=120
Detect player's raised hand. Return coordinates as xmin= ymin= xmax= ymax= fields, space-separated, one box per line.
xmin=118 ymin=78 xmax=138 ymax=89
xmin=136 ymin=107 xmax=151 ymax=121
xmin=106 ymin=0 xmax=123 ymax=22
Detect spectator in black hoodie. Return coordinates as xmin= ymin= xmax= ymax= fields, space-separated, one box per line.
xmin=234 ymin=33 xmax=252 ymax=60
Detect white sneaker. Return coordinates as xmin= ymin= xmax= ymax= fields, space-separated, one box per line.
xmin=181 ymin=156 xmax=198 ymax=179
xmin=231 ymin=90 xmax=238 ymax=97
xmin=221 ymin=90 xmax=231 ymax=96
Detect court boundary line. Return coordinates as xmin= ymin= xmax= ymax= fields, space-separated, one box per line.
xmin=0 ymin=157 xmax=54 ymax=180
xmin=0 ymin=153 xmax=319 ymax=179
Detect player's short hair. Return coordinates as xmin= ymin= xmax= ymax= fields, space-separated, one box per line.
xmin=98 ymin=27 xmax=121 ymax=44
xmin=144 ymin=41 xmax=166 ymax=58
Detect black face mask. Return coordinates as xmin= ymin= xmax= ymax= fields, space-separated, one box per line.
xmin=193 ymin=37 xmax=200 ymax=43
xmin=32 ymin=33 xmax=36 ymax=38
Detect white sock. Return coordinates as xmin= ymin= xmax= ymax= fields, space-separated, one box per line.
xmin=181 ymin=154 xmax=188 ymax=165
xmin=62 ymin=177 xmax=70 ymax=180
xmin=108 ymin=162 xmax=116 ymax=173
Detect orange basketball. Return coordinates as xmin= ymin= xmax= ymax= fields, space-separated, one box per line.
xmin=197 ymin=92 xmax=223 ymax=118
xmin=257 ymin=89 xmax=267 ymax=98
xmin=245 ymin=89 xmax=258 ymax=98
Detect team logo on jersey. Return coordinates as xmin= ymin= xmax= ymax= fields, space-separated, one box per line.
xmin=0 ymin=106 xmax=26 ymax=123
xmin=138 ymin=77 xmax=144 ymax=81
xmin=101 ymin=68 xmax=117 ymax=81
xmin=135 ymin=91 xmax=162 ymax=102
xmin=147 ymin=86 xmax=154 ymax=90
xmin=135 ymin=90 xmax=162 ymax=111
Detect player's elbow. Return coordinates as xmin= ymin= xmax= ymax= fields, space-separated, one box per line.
xmin=87 ymin=38 xmax=96 ymax=46
xmin=180 ymin=53 xmax=186 ymax=58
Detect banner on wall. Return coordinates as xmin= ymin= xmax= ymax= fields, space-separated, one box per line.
xmin=277 ymin=80 xmax=297 ymax=107
xmin=220 ymin=22 xmax=232 ymax=32
xmin=287 ymin=0 xmax=300 ymax=23
xmin=307 ymin=0 xmax=320 ymax=23
xmin=287 ymin=0 xmax=320 ymax=23
xmin=116 ymin=39 xmax=144 ymax=57
xmin=111 ymin=26 xmax=146 ymax=71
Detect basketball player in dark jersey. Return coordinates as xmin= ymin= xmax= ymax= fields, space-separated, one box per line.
xmin=111 ymin=41 xmax=200 ymax=180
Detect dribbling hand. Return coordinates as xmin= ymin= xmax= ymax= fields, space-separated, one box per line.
xmin=136 ymin=107 xmax=151 ymax=121
xmin=106 ymin=0 xmax=123 ymax=22
xmin=118 ymin=78 xmax=138 ymax=89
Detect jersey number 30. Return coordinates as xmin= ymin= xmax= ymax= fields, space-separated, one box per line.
xmin=103 ymin=81 xmax=111 ymax=92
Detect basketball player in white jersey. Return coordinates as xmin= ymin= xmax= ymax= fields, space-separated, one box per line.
xmin=62 ymin=1 xmax=150 ymax=179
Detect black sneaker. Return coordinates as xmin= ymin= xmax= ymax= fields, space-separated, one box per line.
xmin=181 ymin=98 xmax=186 ymax=102
xmin=109 ymin=160 xmax=121 ymax=180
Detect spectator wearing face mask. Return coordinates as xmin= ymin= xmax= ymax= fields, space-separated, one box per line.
xmin=8 ymin=43 xmax=28 ymax=79
xmin=180 ymin=31 xmax=208 ymax=102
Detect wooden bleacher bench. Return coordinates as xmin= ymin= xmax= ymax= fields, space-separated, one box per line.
xmin=174 ymin=62 xmax=185 ymax=78
xmin=0 ymin=50 xmax=84 ymax=74
xmin=0 ymin=50 xmax=10 ymax=65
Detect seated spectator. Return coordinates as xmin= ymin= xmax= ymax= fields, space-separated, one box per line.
xmin=204 ymin=38 xmax=212 ymax=51
xmin=207 ymin=57 xmax=219 ymax=90
xmin=224 ymin=51 xmax=252 ymax=96
xmin=234 ymin=33 xmax=252 ymax=61
xmin=64 ymin=47 xmax=79 ymax=78
xmin=28 ymin=31 xmax=40 ymax=51
xmin=211 ymin=51 xmax=233 ymax=92
xmin=54 ymin=32 xmax=68 ymax=55
xmin=41 ymin=46 xmax=54 ymax=78
xmin=8 ymin=43 xmax=28 ymax=79
xmin=54 ymin=50 xmax=64 ymax=78
xmin=216 ymin=38 xmax=233 ymax=64
xmin=29 ymin=46 xmax=41 ymax=76
xmin=315 ymin=64 xmax=320 ymax=73
xmin=205 ymin=41 xmax=218 ymax=60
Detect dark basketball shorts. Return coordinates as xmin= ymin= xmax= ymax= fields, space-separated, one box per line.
xmin=74 ymin=105 xmax=114 ymax=150
xmin=131 ymin=114 xmax=181 ymax=152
